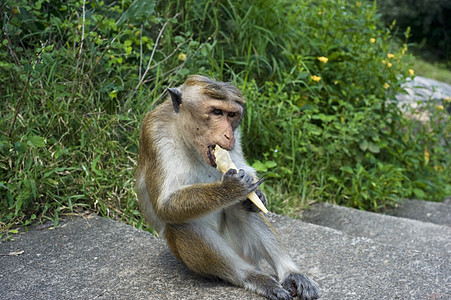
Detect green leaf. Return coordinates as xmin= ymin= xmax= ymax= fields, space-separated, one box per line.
xmin=413 ymin=188 xmax=425 ymax=199
xmin=27 ymin=136 xmax=46 ymax=148
xmin=15 ymin=198 xmax=23 ymax=215
xmin=328 ymin=176 xmax=338 ymax=183
xmin=14 ymin=142 xmax=28 ymax=152
xmin=307 ymin=124 xmax=322 ymax=135
xmin=340 ymin=166 xmax=354 ymax=174
xmin=368 ymin=142 xmax=380 ymax=153
xmin=264 ymin=161 xmax=277 ymax=169
xmin=91 ymin=155 xmax=102 ymax=176
xmin=359 ymin=140 xmax=368 ymax=151
xmin=53 ymin=211 xmax=59 ymax=227
xmin=117 ymin=0 xmax=156 ymax=25
xmin=252 ymin=160 xmax=267 ymax=172
xmin=297 ymin=72 xmax=309 ymax=79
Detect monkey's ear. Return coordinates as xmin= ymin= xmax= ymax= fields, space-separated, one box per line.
xmin=168 ymin=88 xmax=182 ymax=113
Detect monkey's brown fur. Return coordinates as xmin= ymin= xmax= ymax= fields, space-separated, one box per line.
xmin=135 ymin=75 xmax=319 ymax=300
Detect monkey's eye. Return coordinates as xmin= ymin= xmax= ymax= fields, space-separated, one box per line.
xmin=212 ymin=109 xmax=223 ymax=116
xmin=228 ymin=112 xmax=236 ymax=118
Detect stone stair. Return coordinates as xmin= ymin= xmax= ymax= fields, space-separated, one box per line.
xmin=1 ymin=199 xmax=450 ymax=299
xmin=383 ymin=198 xmax=451 ymax=227
xmin=300 ymin=201 xmax=451 ymax=257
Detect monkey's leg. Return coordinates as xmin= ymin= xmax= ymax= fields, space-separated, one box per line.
xmin=229 ymin=212 xmax=320 ymax=300
xmin=165 ymin=223 xmax=293 ymax=300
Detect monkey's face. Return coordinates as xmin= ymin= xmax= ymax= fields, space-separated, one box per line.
xmin=183 ymin=99 xmax=243 ymax=168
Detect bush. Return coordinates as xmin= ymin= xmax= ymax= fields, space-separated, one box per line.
xmin=0 ymin=0 xmax=177 ymax=230
xmin=1 ymin=0 xmax=449 ymax=231
xmin=241 ymin=0 xmax=417 ymax=211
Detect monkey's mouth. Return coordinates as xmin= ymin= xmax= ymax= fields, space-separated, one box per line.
xmin=207 ymin=145 xmax=217 ymax=168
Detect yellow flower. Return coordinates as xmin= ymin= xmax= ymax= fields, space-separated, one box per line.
xmin=424 ymin=146 xmax=430 ymax=166
xmin=384 ymin=82 xmax=390 ymax=89
xmin=444 ymin=96 xmax=451 ymax=102
xmin=434 ymin=165 xmax=443 ymax=172
xmin=387 ymin=62 xmax=392 ymax=68
xmin=387 ymin=53 xmax=395 ymax=59
xmin=437 ymin=105 xmax=444 ymax=110
xmin=311 ymin=75 xmax=321 ymax=82
xmin=317 ymin=56 xmax=328 ymax=63
xmin=178 ymin=53 xmax=187 ymax=61
xmin=409 ymin=69 xmax=415 ymax=76
xmin=370 ymin=38 xmax=376 ymax=43
xmin=382 ymin=59 xmax=387 ymax=65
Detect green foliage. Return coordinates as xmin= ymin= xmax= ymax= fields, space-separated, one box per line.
xmin=157 ymin=0 xmax=302 ymax=82
xmin=407 ymin=57 xmax=451 ymax=84
xmin=0 ymin=0 xmax=190 ymax=230
xmin=1 ymin=0 xmax=449 ymax=231
xmin=240 ymin=0 xmax=428 ymax=211
xmin=389 ymin=102 xmax=451 ymax=200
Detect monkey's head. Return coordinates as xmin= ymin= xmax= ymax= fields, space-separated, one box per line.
xmin=168 ymin=75 xmax=245 ymax=168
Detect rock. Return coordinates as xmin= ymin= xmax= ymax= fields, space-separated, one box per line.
xmin=396 ymin=76 xmax=451 ymax=108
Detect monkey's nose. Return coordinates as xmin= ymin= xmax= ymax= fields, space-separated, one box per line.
xmin=222 ymin=137 xmax=235 ymax=150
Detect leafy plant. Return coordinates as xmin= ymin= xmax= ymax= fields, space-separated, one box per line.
xmin=1 ymin=0 xmax=449 ymax=232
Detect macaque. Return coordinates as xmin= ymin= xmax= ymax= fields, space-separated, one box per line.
xmin=135 ymin=75 xmax=319 ymax=300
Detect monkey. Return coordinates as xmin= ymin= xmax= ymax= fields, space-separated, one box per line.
xmin=135 ymin=75 xmax=319 ymax=300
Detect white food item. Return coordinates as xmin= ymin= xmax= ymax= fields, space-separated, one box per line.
xmin=214 ymin=145 xmax=268 ymax=214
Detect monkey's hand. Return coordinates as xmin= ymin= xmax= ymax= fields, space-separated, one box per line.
xmin=242 ymin=189 xmax=268 ymax=213
xmin=222 ymin=169 xmax=264 ymax=203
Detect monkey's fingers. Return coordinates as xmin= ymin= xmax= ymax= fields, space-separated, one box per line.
xmin=248 ymin=178 xmax=267 ymax=214
xmin=253 ymin=177 xmax=265 ymax=188
xmin=248 ymin=190 xmax=268 ymax=214
xmin=224 ymin=168 xmax=238 ymax=176
xmin=214 ymin=145 xmax=268 ymax=214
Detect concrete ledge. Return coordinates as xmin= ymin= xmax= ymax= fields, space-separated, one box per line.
xmin=301 ymin=202 xmax=451 ymax=257
xmin=1 ymin=213 xmax=449 ymax=299
xmin=384 ymin=198 xmax=451 ymax=227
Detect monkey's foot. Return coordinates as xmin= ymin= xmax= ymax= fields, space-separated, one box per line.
xmin=281 ymin=273 xmax=320 ymax=300
xmin=245 ymin=273 xmax=292 ymax=300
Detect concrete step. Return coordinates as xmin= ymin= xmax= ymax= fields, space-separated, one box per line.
xmin=383 ymin=198 xmax=451 ymax=227
xmin=300 ymin=202 xmax=451 ymax=257
xmin=1 ymin=214 xmax=449 ymax=299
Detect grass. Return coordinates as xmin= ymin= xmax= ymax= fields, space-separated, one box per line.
xmin=408 ymin=57 xmax=451 ymax=84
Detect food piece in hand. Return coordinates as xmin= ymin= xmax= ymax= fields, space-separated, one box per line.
xmin=214 ymin=145 xmax=269 ymax=214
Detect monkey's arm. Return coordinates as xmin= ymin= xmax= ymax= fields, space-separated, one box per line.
xmin=155 ymin=169 xmax=262 ymax=223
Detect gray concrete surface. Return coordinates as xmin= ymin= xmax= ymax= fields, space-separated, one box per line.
xmin=383 ymin=198 xmax=451 ymax=227
xmin=301 ymin=202 xmax=451 ymax=257
xmin=1 ymin=212 xmax=449 ymax=299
